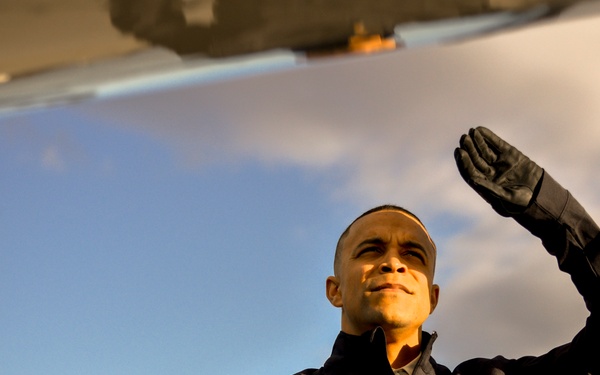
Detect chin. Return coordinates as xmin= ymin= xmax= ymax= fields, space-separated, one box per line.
xmin=369 ymin=310 xmax=413 ymax=328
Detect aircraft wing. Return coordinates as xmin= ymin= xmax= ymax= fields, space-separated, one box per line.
xmin=1 ymin=0 xmax=599 ymax=117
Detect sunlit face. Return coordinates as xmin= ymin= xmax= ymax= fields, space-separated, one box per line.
xmin=327 ymin=210 xmax=439 ymax=336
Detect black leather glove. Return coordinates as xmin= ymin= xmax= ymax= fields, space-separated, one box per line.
xmin=454 ymin=127 xmax=544 ymax=217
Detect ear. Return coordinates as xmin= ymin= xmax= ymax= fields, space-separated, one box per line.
xmin=429 ymin=284 xmax=440 ymax=314
xmin=326 ymin=276 xmax=343 ymax=308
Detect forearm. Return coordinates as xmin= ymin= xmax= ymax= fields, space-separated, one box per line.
xmin=513 ymin=172 xmax=600 ymax=312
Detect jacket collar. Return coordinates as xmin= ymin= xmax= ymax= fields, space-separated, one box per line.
xmin=414 ymin=331 xmax=438 ymax=375
xmin=322 ymin=327 xmax=440 ymax=375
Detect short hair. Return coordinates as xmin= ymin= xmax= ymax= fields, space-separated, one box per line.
xmin=333 ymin=205 xmax=436 ymax=276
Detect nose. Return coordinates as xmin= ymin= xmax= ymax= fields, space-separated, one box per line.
xmin=379 ymin=255 xmax=406 ymax=274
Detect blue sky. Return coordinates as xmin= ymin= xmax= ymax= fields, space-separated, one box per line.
xmin=1 ymin=109 xmax=345 ymax=374
xmin=3 ymin=14 xmax=600 ymax=375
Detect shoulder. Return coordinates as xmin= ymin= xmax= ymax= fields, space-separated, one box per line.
xmin=452 ymin=353 xmax=570 ymax=374
xmin=452 ymin=356 xmax=515 ymax=374
xmin=428 ymin=356 xmax=452 ymax=375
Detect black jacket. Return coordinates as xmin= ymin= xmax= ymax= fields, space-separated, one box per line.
xmin=296 ymin=328 xmax=451 ymax=375
xmin=297 ymin=173 xmax=600 ymax=375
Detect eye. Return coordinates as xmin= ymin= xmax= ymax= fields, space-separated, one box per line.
xmin=404 ymin=250 xmax=426 ymax=263
xmin=357 ymin=246 xmax=380 ymax=257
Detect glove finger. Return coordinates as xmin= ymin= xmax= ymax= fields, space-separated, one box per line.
xmin=476 ymin=126 xmax=512 ymax=154
xmin=471 ymin=127 xmax=498 ymax=164
xmin=459 ymin=133 xmax=493 ymax=176
xmin=454 ymin=148 xmax=487 ymax=184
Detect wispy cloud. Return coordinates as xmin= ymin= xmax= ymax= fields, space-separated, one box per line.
xmin=41 ymin=144 xmax=67 ymax=172
xmin=1 ymin=115 xmax=89 ymax=173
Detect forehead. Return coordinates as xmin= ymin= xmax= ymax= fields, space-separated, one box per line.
xmin=344 ymin=210 xmax=434 ymax=251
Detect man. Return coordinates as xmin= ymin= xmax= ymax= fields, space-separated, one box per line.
xmin=297 ymin=127 xmax=599 ymax=375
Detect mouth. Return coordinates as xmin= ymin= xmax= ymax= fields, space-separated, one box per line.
xmin=371 ymin=283 xmax=412 ymax=294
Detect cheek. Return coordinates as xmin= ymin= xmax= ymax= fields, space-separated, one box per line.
xmin=412 ymin=263 xmax=434 ymax=281
xmin=340 ymin=265 xmax=373 ymax=297
xmin=360 ymin=264 xmax=376 ymax=276
xmin=346 ymin=263 xmax=375 ymax=281
xmin=412 ymin=270 xmax=434 ymax=291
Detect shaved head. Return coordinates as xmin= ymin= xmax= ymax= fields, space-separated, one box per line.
xmin=334 ymin=205 xmax=436 ymax=276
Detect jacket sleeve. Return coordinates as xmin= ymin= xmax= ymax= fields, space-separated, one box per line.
xmin=515 ymin=172 xmax=600 ymax=372
xmin=454 ymin=171 xmax=600 ymax=375
xmin=513 ymin=172 xmax=600 ymax=313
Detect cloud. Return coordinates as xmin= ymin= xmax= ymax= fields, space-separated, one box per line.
xmin=84 ymin=15 xmax=600 ymax=204
xmin=80 ymin=14 xmax=600 ymax=367
xmin=428 ymin=216 xmax=589 ymax=367
xmin=41 ymin=144 xmax=67 ymax=172
xmin=1 ymin=115 xmax=89 ymax=173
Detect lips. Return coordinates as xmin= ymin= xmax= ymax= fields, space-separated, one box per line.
xmin=371 ymin=282 xmax=412 ymax=294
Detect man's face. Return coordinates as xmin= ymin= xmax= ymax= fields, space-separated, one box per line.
xmin=327 ymin=210 xmax=439 ymax=336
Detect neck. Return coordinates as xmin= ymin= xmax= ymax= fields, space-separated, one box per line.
xmin=383 ymin=327 xmax=422 ymax=369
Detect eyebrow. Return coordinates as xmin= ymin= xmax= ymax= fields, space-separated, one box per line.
xmin=353 ymin=237 xmax=431 ymax=257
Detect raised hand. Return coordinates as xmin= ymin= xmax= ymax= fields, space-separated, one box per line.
xmin=454 ymin=127 xmax=543 ymax=217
